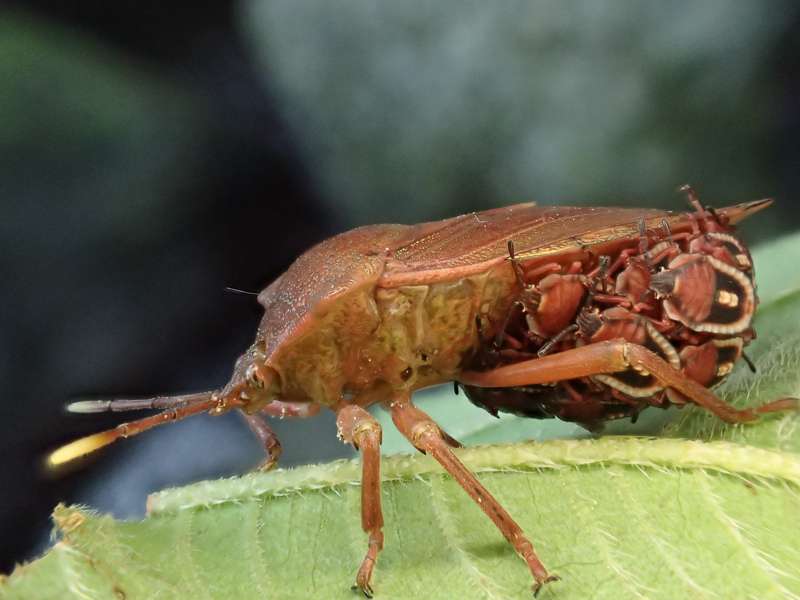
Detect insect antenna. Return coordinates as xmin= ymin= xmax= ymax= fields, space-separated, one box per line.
xmin=636 ymin=218 xmax=649 ymax=255
xmin=537 ymin=324 xmax=578 ymax=358
xmin=66 ymin=391 xmax=213 ymax=414
xmin=48 ymin=392 xmax=219 ymax=468
xmin=224 ymin=286 xmax=259 ymax=296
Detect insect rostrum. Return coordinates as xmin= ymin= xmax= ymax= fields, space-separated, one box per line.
xmin=50 ymin=186 xmax=797 ymax=597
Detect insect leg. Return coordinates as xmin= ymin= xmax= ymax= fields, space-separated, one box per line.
xmin=261 ymin=400 xmax=321 ymax=419
xmin=680 ymin=183 xmax=704 ymax=213
xmin=620 ymin=344 xmax=797 ymax=422
xmin=537 ymin=323 xmax=578 ymax=357
xmin=48 ymin=394 xmax=219 ymax=467
xmin=506 ymin=240 xmax=542 ymax=314
xmin=336 ymin=405 xmax=384 ymax=598
xmin=388 ymin=394 xmax=559 ymax=596
xmin=459 ymin=340 xmax=798 ymax=424
xmin=240 ymin=411 xmax=282 ymax=471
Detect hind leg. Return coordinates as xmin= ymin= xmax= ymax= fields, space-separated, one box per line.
xmin=460 ymin=339 xmax=798 ymax=423
xmin=388 ymin=393 xmax=558 ymax=596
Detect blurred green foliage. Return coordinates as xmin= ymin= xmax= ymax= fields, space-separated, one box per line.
xmin=242 ymin=0 xmax=798 ymax=235
xmin=0 ymin=12 xmax=207 ymax=248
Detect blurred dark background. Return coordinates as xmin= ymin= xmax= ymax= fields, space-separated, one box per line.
xmin=2 ymin=0 xmax=800 ymax=573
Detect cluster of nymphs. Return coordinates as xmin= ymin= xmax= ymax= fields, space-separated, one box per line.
xmin=464 ymin=189 xmax=758 ymax=429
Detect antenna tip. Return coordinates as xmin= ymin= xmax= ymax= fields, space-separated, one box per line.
xmin=66 ymin=400 xmax=111 ymax=414
xmin=47 ymin=430 xmax=117 ymax=468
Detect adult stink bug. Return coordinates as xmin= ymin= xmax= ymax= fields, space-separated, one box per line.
xmin=50 ymin=186 xmax=797 ymax=596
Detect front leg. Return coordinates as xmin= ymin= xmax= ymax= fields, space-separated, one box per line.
xmin=459 ymin=340 xmax=797 ymax=423
xmin=241 ymin=401 xmax=322 ymax=470
xmin=240 ymin=411 xmax=282 ymax=471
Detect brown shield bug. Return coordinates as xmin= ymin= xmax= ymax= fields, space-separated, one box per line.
xmin=49 ymin=186 xmax=797 ymax=597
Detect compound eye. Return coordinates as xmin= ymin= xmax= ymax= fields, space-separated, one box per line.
xmin=650 ymin=253 xmax=756 ymax=335
xmin=245 ymin=363 xmax=265 ymax=389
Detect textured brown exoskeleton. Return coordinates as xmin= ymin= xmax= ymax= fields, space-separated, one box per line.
xmin=50 ymin=186 xmax=797 ymax=597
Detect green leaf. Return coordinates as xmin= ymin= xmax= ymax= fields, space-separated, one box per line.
xmin=3 ymin=235 xmax=800 ymax=600
xmin=3 ymin=437 xmax=800 ymax=600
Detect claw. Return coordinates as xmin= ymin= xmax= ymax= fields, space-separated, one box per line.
xmin=532 ymin=574 xmax=561 ymax=597
xmin=351 ymin=583 xmax=374 ymax=598
xmin=257 ymin=457 xmax=278 ymax=471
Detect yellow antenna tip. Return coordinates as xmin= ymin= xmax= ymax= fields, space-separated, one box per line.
xmin=47 ymin=430 xmax=118 ymax=468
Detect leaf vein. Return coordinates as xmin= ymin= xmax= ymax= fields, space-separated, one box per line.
xmin=615 ymin=471 xmax=719 ymax=598
xmin=428 ymin=474 xmax=510 ymax=600
xmin=697 ymin=472 xmax=799 ymax=600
